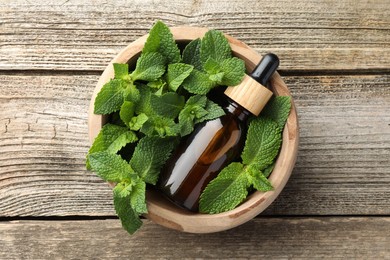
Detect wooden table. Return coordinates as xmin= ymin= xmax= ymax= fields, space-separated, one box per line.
xmin=1 ymin=0 xmax=389 ymax=258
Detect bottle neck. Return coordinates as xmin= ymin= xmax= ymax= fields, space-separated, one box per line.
xmin=225 ymin=97 xmax=252 ymax=122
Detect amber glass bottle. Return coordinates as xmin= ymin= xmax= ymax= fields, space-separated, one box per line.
xmin=158 ymin=53 xmax=280 ymax=211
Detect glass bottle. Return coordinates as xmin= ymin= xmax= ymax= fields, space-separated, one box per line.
xmin=158 ymin=53 xmax=280 ymax=212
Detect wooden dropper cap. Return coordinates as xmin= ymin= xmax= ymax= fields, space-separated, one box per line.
xmin=224 ymin=53 xmax=279 ymax=116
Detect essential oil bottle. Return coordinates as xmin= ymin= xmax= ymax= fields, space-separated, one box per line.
xmin=158 ymin=53 xmax=280 ymax=211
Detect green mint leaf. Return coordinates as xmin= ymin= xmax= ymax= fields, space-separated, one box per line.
xmin=178 ymin=95 xmax=209 ymax=136
xmin=261 ymin=96 xmax=292 ymax=129
xmin=151 ymin=92 xmax=185 ymax=119
xmin=113 ymin=63 xmax=130 ymax=80
xmin=154 ymin=86 xmax=164 ymax=96
xmin=179 ymin=95 xmax=208 ymax=119
xmin=130 ymin=136 xmax=174 ymax=185
xmin=262 ymin=162 xmax=275 ymax=178
xmin=88 ymin=124 xmax=128 ymax=155
xmin=105 ymin=131 xmax=138 ymax=154
xmin=86 ymin=124 xmax=137 ymax=169
xmin=194 ymin=98 xmax=225 ymax=124
xmin=167 ymin=63 xmax=194 ymax=91
xmin=113 ymin=187 xmax=142 ymax=235
xmin=94 ymin=79 xmax=125 ymax=114
xmin=203 ymin=58 xmax=221 ymax=75
xmin=143 ymin=20 xmax=181 ymax=64
xmin=135 ymin=85 xmax=154 ymax=116
xmin=147 ymin=79 xmax=166 ymax=90
xmin=186 ymin=94 xmax=208 ymax=107
xmin=200 ymin=30 xmax=231 ymax=65
xmin=246 ymin=164 xmax=273 ymax=191
xmin=241 ymin=117 xmax=282 ymax=169
xmin=123 ymin=82 xmax=140 ymax=103
xmin=199 ymin=162 xmax=249 ymax=214
xmin=182 ymin=69 xmax=217 ymax=94
xmin=130 ymin=180 xmax=148 ymax=214
xmin=114 ymin=181 xmax=133 ymax=198
xmin=88 ymin=151 xmax=135 ymax=182
xmin=141 ymin=115 xmax=180 ymax=138
xmin=129 ymin=113 xmax=148 ymax=131
xmin=178 ymin=115 xmax=194 ymax=137
xmin=130 ymin=52 xmax=165 ymax=82
xmin=219 ymin=57 xmax=246 ymax=86
xmin=209 ymin=72 xmax=225 ymax=83
xmin=182 ymin=38 xmax=202 ymax=70
xmin=119 ymin=101 xmax=135 ymax=126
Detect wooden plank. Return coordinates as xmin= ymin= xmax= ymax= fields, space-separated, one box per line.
xmin=0 ymin=0 xmax=389 ymax=71
xmin=0 ymin=73 xmax=389 ymax=216
xmin=0 ymin=218 xmax=389 ymax=259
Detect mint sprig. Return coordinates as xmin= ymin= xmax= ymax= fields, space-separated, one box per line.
xmin=113 ymin=185 xmax=143 ymax=234
xmin=182 ymin=31 xmax=245 ymax=94
xmin=178 ymin=95 xmax=225 ymax=136
xmin=143 ymin=20 xmax=181 ymax=64
xmin=129 ymin=136 xmax=175 ymax=185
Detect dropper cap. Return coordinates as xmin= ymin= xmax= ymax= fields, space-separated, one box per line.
xmin=224 ymin=53 xmax=279 ymax=116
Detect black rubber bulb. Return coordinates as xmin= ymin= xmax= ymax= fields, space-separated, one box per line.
xmin=249 ymin=53 xmax=280 ymax=87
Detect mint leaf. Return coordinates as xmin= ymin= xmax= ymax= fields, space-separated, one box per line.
xmin=94 ymin=79 xmax=125 ymax=114
xmin=130 ymin=136 xmax=174 ymax=184
xmin=261 ymin=96 xmax=291 ymax=129
xmin=199 ymin=162 xmax=249 ymax=214
xmin=167 ymin=63 xmax=194 ymax=91
xmin=113 ymin=187 xmax=142 ymax=235
xmin=106 ymin=131 xmax=138 ymax=154
xmin=200 ymin=30 xmax=231 ymax=65
xmin=203 ymin=57 xmax=245 ymax=86
xmin=143 ymin=20 xmax=181 ymax=64
xmin=178 ymin=116 xmax=194 ymax=137
xmin=209 ymin=72 xmax=225 ymax=83
xmin=87 ymin=124 xmax=129 ymax=155
xmin=130 ymin=52 xmax=165 ymax=82
xmin=119 ymin=101 xmax=135 ymax=127
xmin=135 ymin=85 xmax=153 ymax=116
xmin=246 ymin=164 xmax=273 ymax=191
xmin=130 ymin=180 xmax=147 ymax=214
xmin=203 ymin=58 xmax=221 ymax=75
xmin=113 ymin=63 xmax=130 ymax=80
xmin=123 ymin=82 xmax=140 ymax=103
xmin=241 ymin=117 xmax=282 ymax=169
xmin=219 ymin=57 xmax=246 ymax=86
xmin=147 ymin=79 xmax=166 ymax=90
xmin=88 ymin=151 xmax=136 ymax=182
xmin=114 ymin=181 xmax=133 ymax=198
xmin=182 ymin=69 xmax=216 ymax=94
xmin=151 ymin=92 xmax=185 ymax=119
xmin=141 ymin=115 xmax=180 ymax=137
xmin=86 ymin=124 xmax=137 ymax=169
xmin=262 ymin=163 xmax=275 ymax=178
xmin=129 ymin=113 xmax=148 ymax=131
xmin=194 ymin=98 xmax=225 ymax=124
xmin=186 ymin=94 xmax=208 ymax=108
xmin=182 ymin=38 xmax=202 ymax=70
xmin=178 ymin=95 xmax=209 ymax=136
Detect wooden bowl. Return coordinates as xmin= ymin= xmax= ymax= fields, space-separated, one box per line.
xmin=88 ymin=27 xmax=299 ymax=233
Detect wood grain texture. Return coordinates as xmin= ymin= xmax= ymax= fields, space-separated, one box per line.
xmin=1 ymin=73 xmax=389 ymax=217
xmin=0 ymin=218 xmax=389 ymax=259
xmin=1 ymin=0 xmax=389 ymax=71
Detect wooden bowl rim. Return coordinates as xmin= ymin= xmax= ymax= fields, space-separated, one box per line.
xmin=88 ymin=26 xmax=299 ymax=233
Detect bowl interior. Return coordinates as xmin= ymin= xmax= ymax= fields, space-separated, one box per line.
xmin=88 ymin=26 xmax=299 ymax=233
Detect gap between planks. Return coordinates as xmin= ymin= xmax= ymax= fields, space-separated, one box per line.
xmin=0 ymin=217 xmax=389 ymax=259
